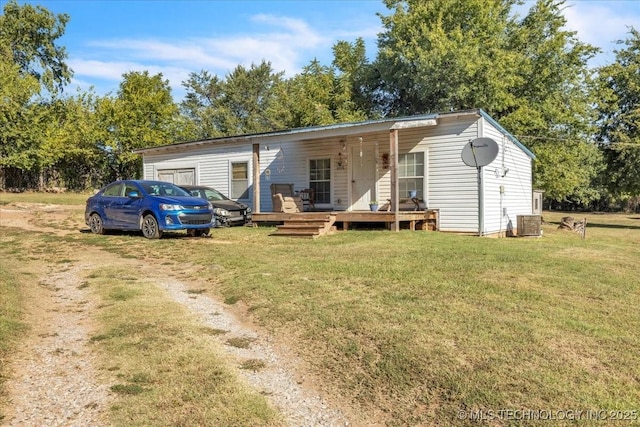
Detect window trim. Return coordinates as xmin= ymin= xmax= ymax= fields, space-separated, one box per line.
xmin=398 ymin=151 xmax=426 ymax=201
xmin=155 ymin=165 xmax=198 ymax=185
xmin=229 ymin=160 xmax=251 ymax=201
xmin=308 ymin=157 xmax=332 ymax=206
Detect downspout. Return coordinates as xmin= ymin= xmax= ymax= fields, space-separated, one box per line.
xmin=499 ymin=136 xmax=506 ymax=237
xmin=252 ymin=143 xmax=260 ymax=213
xmin=477 ymin=117 xmax=484 ymax=237
xmin=478 ymin=166 xmax=484 ymax=236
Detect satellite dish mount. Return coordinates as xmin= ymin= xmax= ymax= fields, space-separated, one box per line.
xmin=461 ymin=138 xmax=499 ymax=236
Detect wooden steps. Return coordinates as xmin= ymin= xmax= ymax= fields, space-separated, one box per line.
xmin=270 ymin=214 xmax=336 ymax=238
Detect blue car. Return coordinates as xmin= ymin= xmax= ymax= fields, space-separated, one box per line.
xmin=85 ymin=180 xmax=213 ymax=239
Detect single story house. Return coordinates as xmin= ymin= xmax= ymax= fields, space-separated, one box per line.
xmin=134 ymin=109 xmax=535 ymax=236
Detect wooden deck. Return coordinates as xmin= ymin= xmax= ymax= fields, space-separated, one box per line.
xmin=252 ymin=209 xmax=439 ymax=234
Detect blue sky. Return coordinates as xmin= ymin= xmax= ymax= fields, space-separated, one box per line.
xmin=13 ymin=0 xmax=640 ymax=101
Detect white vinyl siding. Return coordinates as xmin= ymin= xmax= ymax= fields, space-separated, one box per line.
xmin=481 ymin=118 xmax=533 ymax=235
xmin=142 ymin=145 xmax=253 ymax=202
xmin=139 ymin=111 xmax=534 ymax=227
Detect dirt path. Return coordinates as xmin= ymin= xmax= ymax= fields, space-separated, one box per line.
xmin=0 ymin=203 xmax=350 ymax=426
xmin=2 ymin=262 xmax=111 ymax=426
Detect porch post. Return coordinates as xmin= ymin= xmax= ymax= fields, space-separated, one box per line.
xmin=390 ymin=129 xmax=399 ymax=231
xmin=252 ymin=143 xmax=260 ymax=213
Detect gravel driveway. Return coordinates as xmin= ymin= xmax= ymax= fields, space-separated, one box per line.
xmin=0 ymin=202 xmax=351 ymax=426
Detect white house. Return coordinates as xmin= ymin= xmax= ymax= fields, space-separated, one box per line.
xmin=135 ymin=109 xmax=535 ymax=236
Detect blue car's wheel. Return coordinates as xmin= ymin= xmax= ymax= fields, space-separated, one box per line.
xmin=88 ymin=213 xmax=104 ymax=235
xmin=142 ymin=214 xmax=162 ymax=239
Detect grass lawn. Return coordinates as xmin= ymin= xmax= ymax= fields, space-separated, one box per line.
xmin=1 ymin=195 xmax=638 ymax=426
xmin=189 ymin=211 xmax=640 ymax=425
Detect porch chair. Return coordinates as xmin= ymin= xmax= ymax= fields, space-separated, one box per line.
xmin=270 ymin=183 xmax=303 ymax=213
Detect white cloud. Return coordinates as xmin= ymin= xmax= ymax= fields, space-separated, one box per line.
xmin=69 ymin=13 xmax=339 ymax=97
xmin=251 ymin=14 xmax=325 ymax=47
xmin=562 ymin=1 xmax=638 ymax=65
xmin=87 ymin=39 xmax=238 ymax=69
xmin=69 ymin=59 xmax=142 ymax=80
xmin=563 ymin=2 xmax=632 ymax=45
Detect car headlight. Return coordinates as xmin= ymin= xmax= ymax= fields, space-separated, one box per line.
xmin=246 ymin=207 xmax=252 ymax=213
xmin=160 ymin=204 xmax=185 ymax=211
xmin=214 ymin=208 xmax=230 ymax=217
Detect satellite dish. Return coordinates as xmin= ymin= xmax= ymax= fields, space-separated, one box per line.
xmin=461 ymin=137 xmax=499 ymax=168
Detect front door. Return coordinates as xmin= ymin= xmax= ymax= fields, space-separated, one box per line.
xmin=351 ymin=145 xmax=376 ymax=210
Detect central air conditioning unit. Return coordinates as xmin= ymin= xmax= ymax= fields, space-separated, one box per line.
xmin=517 ymin=215 xmax=542 ymax=237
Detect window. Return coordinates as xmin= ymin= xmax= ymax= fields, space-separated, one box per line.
xmin=157 ymin=168 xmax=195 ymax=185
xmin=203 ymin=188 xmax=226 ymax=201
xmin=124 ymin=183 xmax=139 ymax=197
xmin=103 ymin=183 xmax=123 ymax=197
xmin=231 ymin=162 xmax=249 ymax=199
xmin=398 ymin=152 xmax=424 ymax=199
xmin=309 ymin=158 xmax=331 ymax=204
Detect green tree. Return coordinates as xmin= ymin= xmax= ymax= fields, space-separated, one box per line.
xmin=502 ymin=0 xmax=602 ymax=206
xmin=180 ymin=70 xmax=226 ymax=140
xmin=373 ymin=0 xmax=602 ymax=205
xmin=181 ymin=61 xmax=290 ymax=137
xmin=0 ymin=44 xmax=43 ymax=188
xmin=0 ymin=0 xmax=74 ymax=188
xmin=332 ymin=38 xmax=377 ymax=120
xmin=374 ymin=0 xmax=520 ymax=116
xmin=530 ymin=140 xmax=603 ymax=207
xmin=39 ymin=92 xmax=105 ymax=190
xmin=286 ymin=59 xmax=340 ymax=127
xmin=217 ymin=61 xmax=290 ymax=135
xmin=285 ymin=53 xmax=368 ymax=128
xmin=595 ymin=28 xmax=640 ymax=197
xmin=0 ymin=0 xmax=72 ymax=94
xmin=98 ymin=71 xmax=179 ymax=180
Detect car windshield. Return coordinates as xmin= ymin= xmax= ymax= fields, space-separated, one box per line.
xmin=202 ymin=188 xmax=228 ymax=201
xmin=141 ymin=182 xmax=192 ymax=197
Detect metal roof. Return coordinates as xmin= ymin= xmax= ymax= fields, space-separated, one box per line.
xmin=134 ymin=109 xmax=535 ymax=159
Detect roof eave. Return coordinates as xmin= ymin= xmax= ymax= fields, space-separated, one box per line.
xmin=134 ymin=114 xmax=441 ymax=155
xmin=478 ymin=109 xmax=536 ymax=160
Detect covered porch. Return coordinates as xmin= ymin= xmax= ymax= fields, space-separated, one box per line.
xmin=251 ymin=209 xmax=439 ymax=238
xmin=249 ymin=118 xmax=440 ymax=234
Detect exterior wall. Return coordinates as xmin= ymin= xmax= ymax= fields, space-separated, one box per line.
xmin=258 ymin=137 xmax=353 ymax=212
xmin=142 ymin=138 xmax=352 ymax=212
xmin=481 ymin=118 xmax=533 ymax=235
xmin=142 ymin=143 xmax=258 ymax=203
xmin=374 ymin=117 xmax=481 ymax=233
xmin=423 ymin=118 xmax=480 ymax=232
xmin=140 ymin=112 xmax=533 ymax=231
